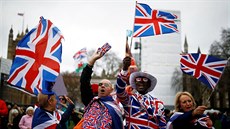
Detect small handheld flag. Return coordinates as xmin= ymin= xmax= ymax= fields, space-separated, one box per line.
xmin=180 ymin=53 xmax=228 ymax=89
xmin=126 ymin=30 xmax=133 ymax=37
xmin=73 ymin=48 xmax=88 ymax=73
xmin=98 ymin=43 xmax=111 ymax=56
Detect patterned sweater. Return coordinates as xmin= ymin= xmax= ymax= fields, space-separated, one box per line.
xmin=116 ymin=77 xmax=166 ymax=129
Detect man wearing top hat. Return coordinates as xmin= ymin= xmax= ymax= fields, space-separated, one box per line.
xmin=116 ymin=57 xmax=166 ymax=129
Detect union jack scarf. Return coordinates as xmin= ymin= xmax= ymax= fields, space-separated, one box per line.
xmin=166 ymin=112 xmax=212 ymax=129
xmin=84 ymin=96 xmax=124 ymax=129
xmin=166 ymin=112 xmax=183 ymax=129
xmin=32 ymin=107 xmax=61 ymax=129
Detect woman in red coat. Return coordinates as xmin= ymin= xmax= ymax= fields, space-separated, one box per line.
xmin=0 ymin=99 xmax=8 ymax=128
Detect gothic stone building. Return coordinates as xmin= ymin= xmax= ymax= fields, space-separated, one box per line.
xmin=0 ymin=27 xmax=37 ymax=106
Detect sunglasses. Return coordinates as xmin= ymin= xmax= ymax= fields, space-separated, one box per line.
xmin=98 ymin=82 xmax=110 ymax=87
xmin=59 ymin=98 xmax=65 ymax=100
xmin=135 ymin=77 xmax=149 ymax=82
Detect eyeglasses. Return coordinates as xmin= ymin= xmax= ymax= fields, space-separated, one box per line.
xmin=59 ymin=98 xmax=65 ymax=100
xmin=98 ymin=82 xmax=110 ymax=87
xmin=135 ymin=77 xmax=149 ymax=82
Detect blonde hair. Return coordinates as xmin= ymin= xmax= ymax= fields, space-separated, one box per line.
xmin=37 ymin=93 xmax=49 ymax=108
xmin=174 ymin=91 xmax=196 ymax=112
xmin=26 ymin=106 xmax=34 ymax=113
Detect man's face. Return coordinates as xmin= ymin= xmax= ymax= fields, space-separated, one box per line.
xmin=98 ymin=79 xmax=113 ymax=97
xmin=135 ymin=76 xmax=150 ymax=95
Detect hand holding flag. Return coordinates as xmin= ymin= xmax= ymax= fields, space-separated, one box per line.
xmin=97 ymin=42 xmax=111 ymax=56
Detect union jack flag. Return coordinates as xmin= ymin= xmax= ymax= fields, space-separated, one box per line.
xmin=180 ymin=53 xmax=228 ymax=89
xmin=133 ymin=3 xmax=178 ymax=37
xmin=99 ymin=42 xmax=111 ymax=56
xmin=195 ymin=116 xmax=212 ymax=128
xmin=32 ymin=108 xmax=61 ymax=129
xmin=166 ymin=112 xmax=212 ymax=129
xmin=7 ymin=16 xmax=64 ymax=95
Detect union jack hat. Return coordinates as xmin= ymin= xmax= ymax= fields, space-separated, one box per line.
xmin=129 ymin=71 xmax=157 ymax=92
xmin=41 ymin=83 xmax=55 ymax=95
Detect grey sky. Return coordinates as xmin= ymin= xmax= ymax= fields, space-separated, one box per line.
xmin=0 ymin=0 xmax=229 ymax=72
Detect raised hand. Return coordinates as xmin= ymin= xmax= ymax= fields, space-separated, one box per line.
xmin=88 ymin=48 xmax=104 ymax=66
xmin=123 ymin=56 xmax=131 ymax=71
xmin=192 ymin=106 xmax=207 ymax=116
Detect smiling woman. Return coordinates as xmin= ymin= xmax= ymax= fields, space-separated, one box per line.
xmin=166 ymin=91 xmax=213 ymax=129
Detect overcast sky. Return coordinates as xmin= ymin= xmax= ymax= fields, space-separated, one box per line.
xmin=0 ymin=0 xmax=229 ymax=72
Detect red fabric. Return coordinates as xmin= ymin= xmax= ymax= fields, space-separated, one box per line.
xmin=83 ymin=101 xmax=112 ymax=128
xmin=125 ymin=85 xmax=134 ymax=95
xmin=131 ymin=57 xmax=136 ymax=66
xmin=0 ymin=99 xmax=8 ymax=117
xmin=91 ymin=83 xmax=98 ymax=94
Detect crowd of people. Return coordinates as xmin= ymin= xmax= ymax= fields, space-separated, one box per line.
xmin=0 ymin=48 xmax=230 ymax=129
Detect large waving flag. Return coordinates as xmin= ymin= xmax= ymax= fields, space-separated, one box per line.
xmin=180 ymin=53 xmax=228 ymax=89
xmin=133 ymin=3 xmax=178 ymax=37
xmin=7 ymin=16 xmax=64 ymax=95
xmin=73 ymin=47 xmax=87 ymax=73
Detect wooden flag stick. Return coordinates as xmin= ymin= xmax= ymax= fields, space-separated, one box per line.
xmin=130 ymin=1 xmax=138 ymax=50
xmin=130 ymin=36 xmax=133 ymax=53
xmin=203 ymin=89 xmax=214 ymax=107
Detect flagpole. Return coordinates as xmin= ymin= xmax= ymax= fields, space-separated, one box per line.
xmin=200 ymin=84 xmax=214 ymax=107
xmin=126 ymin=36 xmax=128 ymax=57
xmin=130 ymin=1 xmax=138 ymax=52
xmin=226 ymin=57 xmax=230 ymax=73
xmin=204 ymin=90 xmax=214 ymax=107
xmin=18 ymin=13 xmax=25 ymax=33
xmin=22 ymin=13 xmax=24 ymax=33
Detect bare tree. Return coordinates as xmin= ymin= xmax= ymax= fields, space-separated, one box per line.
xmin=88 ymin=49 xmax=122 ymax=78
xmin=209 ymin=28 xmax=230 ymax=59
xmin=171 ymin=67 xmax=183 ymax=93
xmin=61 ymin=71 xmax=81 ymax=103
xmin=209 ymin=28 xmax=230 ymax=109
